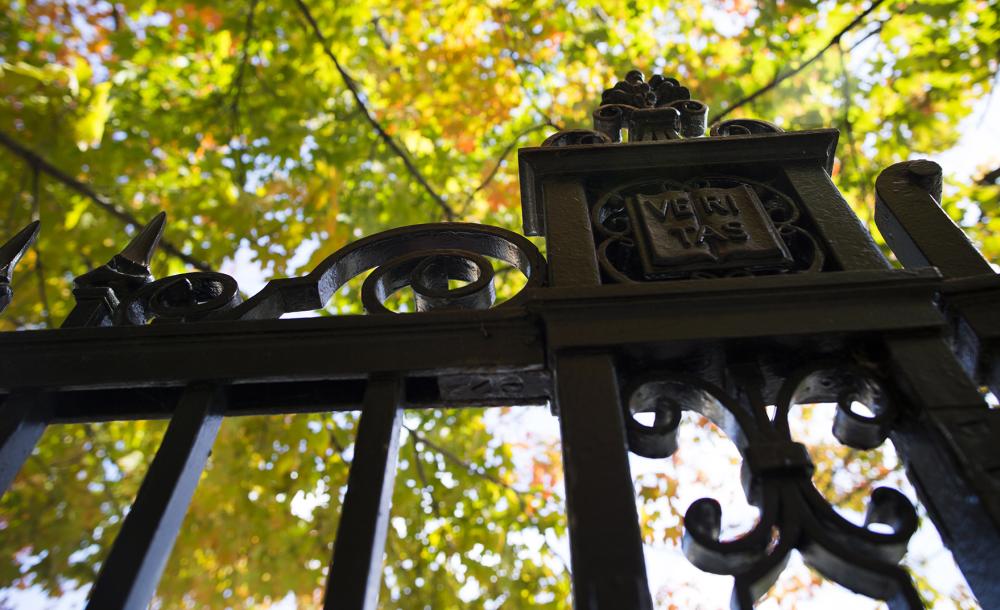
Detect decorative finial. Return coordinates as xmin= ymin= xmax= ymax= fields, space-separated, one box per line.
xmin=117 ymin=211 xmax=166 ymax=271
xmin=0 ymin=220 xmax=41 ymax=284
xmin=63 ymin=212 xmax=167 ymax=327
xmin=594 ymin=69 xmax=708 ymax=142
xmin=73 ymin=212 xmax=166 ymax=292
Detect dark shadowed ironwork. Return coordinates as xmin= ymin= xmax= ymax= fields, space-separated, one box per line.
xmin=1 ymin=71 xmax=998 ymax=610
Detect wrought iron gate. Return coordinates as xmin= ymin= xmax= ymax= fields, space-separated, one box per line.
xmin=1 ymin=72 xmax=998 ymax=610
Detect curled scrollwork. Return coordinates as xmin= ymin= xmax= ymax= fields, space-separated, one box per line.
xmin=584 ymin=70 xmax=782 ymax=144
xmin=624 ymin=365 xmax=921 ymax=609
xmin=117 ymin=271 xmax=243 ymax=324
xmin=541 ymin=129 xmax=612 ymax=147
xmin=217 ymin=222 xmax=545 ymax=320
xmin=361 ymin=249 xmax=497 ymax=314
xmin=51 ymin=214 xmax=544 ymax=326
xmin=591 ymin=175 xmax=824 ymax=282
xmin=710 ymin=119 xmax=785 ymax=137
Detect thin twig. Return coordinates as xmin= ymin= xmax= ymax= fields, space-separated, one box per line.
xmin=404 ymin=425 xmax=529 ymax=502
xmin=410 ymin=435 xmax=442 ymax=518
xmin=30 ymin=167 xmax=52 ymax=327
xmin=846 ymin=20 xmax=887 ymax=53
xmin=711 ymin=0 xmax=887 ymax=125
xmin=494 ymin=13 xmax=564 ymax=131
xmin=293 ymin=0 xmax=455 ymax=220
xmin=328 ymin=426 xmax=346 ymax=458
xmin=0 ymin=131 xmax=211 ymax=271
xmin=510 ymin=58 xmax=565 ymax=131
xmin=230 ymin=0 xmax=260 ymax=188
xmin=837 ymin=44 xmax=874 ymax=233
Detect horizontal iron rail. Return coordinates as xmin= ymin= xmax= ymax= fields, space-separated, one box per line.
xmin=534 ymin=268 xmax=944 ymax=348
xmin=0 ymin=269 xmax=942 ymax=395
xmin=12 ymin=375 xmax=549 ymax=425
xmin=0 ymin=308 xmax=544 ymax=391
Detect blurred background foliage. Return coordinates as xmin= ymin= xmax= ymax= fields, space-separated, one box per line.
xmin=0 ymin=0 xmax=997 ymax=608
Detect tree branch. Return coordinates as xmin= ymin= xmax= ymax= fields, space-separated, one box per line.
xmin=711 ymin=0 xmax=887 ymax=125
xmin=230 ymin=0 xmax=258 ymax=118
xmin=979 ymin=166 xmax=1000 ymax=186
xmin=0 ymin=131 xmax=212 ymax=271
xmin=293 ymin=0 xmax=456 ymax=220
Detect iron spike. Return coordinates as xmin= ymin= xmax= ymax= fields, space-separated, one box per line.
xmin=0 ymin=220 xmax=41 ymax=283
xmin=118 ymin=212 xmax=166 ymax=268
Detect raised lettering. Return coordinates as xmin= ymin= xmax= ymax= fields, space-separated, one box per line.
xmin=722 ymin=221 xmax=749 ymax=241
xmin=702 ymin=195 xmax=728 ymax=216
xmin=696 ymin=224 xmax=729 ymax=244
xmin=700 ymin=193 xmax=742 ymax=216
xmin=672 ymin=197 xmax=694 ymax=219
xmin=668 ymin=227 xmax=695 ymax=248
xmin=642 ymin=195 xmax=693 ymax=221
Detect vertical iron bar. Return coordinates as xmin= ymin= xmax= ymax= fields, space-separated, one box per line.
xmin=869 ymin=160 xmax=1000 ymax=604
xmin=541 ymin=180 xmax=653 ymax=609
xmin=555 ymin=352 xmax=652 ymax=610
xmin=323 ymin=375 xmax=402 ymax=610
xmin=886 ymin=334 xmax=1000 ymax=606
xmin=782 ymin=161 xmax=891 ymax=271
xmin=0 ymin=391 xmax=49 ymax=499
xmin=874 ymin=160 xmax=993 ymax=277
xmin=85 ymin=383 xmax=225 ymax=610
xmin=541 ymin=180 xmax=602 ymax=285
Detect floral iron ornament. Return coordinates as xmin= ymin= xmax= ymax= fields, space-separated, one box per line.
xmin=542 ymin=69 xmax=785 ymax=146
xmin=624 ymin=363 xmax=921 ymax=609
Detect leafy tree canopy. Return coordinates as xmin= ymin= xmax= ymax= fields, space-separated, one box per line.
xmin=0 ymin=0 xmax=996 ymax=608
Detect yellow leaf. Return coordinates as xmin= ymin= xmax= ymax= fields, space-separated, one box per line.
xmin=64 ymin=198 xmax=89 ymax=230
xmin=75 ymin=82 xmax=114 ymax=150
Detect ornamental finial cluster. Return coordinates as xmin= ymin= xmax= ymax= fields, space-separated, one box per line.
xmin=540 ymin=69 xmax=785 ymax=147
xmin=600 ymin=70 xmax=693 ymax=109
xmin=594 ymin=70 xmax=709 ymax=142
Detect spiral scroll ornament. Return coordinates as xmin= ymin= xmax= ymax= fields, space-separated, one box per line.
xmin=52 ymin=214 xmax=544 ymax=326
xmin=624 ymin=365 xmax=921 ymax=609
xmin=117 ymin=271 xmax=243 ymax=324
xmin=215 ymin=223 xmax=546 ymax=320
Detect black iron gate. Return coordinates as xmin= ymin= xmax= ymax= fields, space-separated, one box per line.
xmin=1 ymin=72 xmax=998 ymax=610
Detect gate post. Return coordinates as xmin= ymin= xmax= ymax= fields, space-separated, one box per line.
xmin=519 ymin=71 xmax=1000 ymax=608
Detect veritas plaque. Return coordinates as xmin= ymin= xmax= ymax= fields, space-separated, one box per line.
xmin=628 ymin=184 xmax=792 ymax=278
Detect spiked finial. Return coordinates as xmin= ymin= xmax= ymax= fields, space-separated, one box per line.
xmin=72 ymin=211 xmax=167 ymax=294
xmin=63 ymin=212 xmax=167 ymax=327
xmin=113 ymin=211 xmax=166 ymax=274
xmin=0 ymin=220 xmax=41 ymax=283
xmin=0 ymin=220 xmax=41 ymax=314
